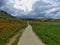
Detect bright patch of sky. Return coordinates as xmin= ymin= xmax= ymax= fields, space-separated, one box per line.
xmin=12 ymin=0 xmax=37 ymax=12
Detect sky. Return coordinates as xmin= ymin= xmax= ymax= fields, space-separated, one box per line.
xmin=0 ymin=0 xmax=60 ymax=19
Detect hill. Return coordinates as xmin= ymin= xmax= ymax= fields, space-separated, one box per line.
xmin=0 ymin=10 xmax=21 ymax=23
xmin=0 ymin=11 xmax=14 ymax=18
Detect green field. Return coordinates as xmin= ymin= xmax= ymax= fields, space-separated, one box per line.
xmin=0 ymin=11 xmax=27 ymax=45
xmin=30 ymin=21 xmax=60 ymax=45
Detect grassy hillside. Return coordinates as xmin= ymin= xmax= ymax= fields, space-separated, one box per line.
xmin=29 ymin=21 xmax=60 ymax=45
xmin=0 ymin=11 xmax=14 ymax=18
xmin=0 ymin=11 xmax=27 ymax=45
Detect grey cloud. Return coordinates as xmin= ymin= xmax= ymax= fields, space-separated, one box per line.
xmin=0 ymin=0 xmax=60 ymax=19
xmin=0 ymin=0 xmax=4 ymax=6
xmin=29 ymin=0 xmax=60 ymax=18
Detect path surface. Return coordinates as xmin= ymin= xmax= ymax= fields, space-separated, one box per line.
xmin=6 ymin=29 xmax=23 ymax=45
xmin=17 ymin=24 xmax=45 ymax=45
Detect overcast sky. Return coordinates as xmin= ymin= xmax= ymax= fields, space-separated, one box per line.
xmin=0 ymin=0 xmax=60 ymax=19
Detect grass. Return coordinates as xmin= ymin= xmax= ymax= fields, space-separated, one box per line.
xmin=0 ymin=20 xmax=27 ymax=45
xmin=12 ymin=29 xmax=24 ymax=45
xmin=0 ymin=11 xmax=27 ymax=45
xmin=29 ymin=21 xmax=60 ymax=45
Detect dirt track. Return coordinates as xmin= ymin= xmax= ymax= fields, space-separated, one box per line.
xmin=17 ymin=24 xmax=45 ymax=45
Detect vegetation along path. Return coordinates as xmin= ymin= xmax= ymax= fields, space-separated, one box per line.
xmin=17 ymin=24 xmax=45 ymax=45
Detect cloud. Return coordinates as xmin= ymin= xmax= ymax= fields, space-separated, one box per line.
xmin=0 ymin=0 xmax=60 ymax=18
xmin=0 ymin=0 xmax=37 ymax=16
xmin=30 ymin=0 xmax=60 ymax=18
xmin=13 ymin=0 xmax=37 ymax=11
xmin=0 ymin=0 xmax=5 ymax=6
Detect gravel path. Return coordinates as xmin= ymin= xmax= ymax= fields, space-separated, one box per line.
xmin=17 ymin=24 xmax=45 ymax=45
